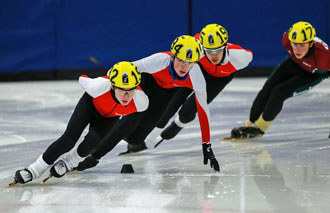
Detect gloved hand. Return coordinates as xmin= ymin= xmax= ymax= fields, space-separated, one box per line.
xmin=202 ymin=143 xmax=220 ymax=172
xmin=74 ymin=155 xmax=99 ymax=171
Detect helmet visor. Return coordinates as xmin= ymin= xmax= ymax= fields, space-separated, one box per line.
xmin=290 ymin=42 xmax=310 ymax=50
xmin=113 ymin=86 xmax=137 ymax=96
xmin=176 ymin=58 xmax=195 ymax=66
xmin=204 ymin=46 xmax=225 ymax=55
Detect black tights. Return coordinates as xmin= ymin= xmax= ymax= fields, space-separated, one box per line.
xmin=42 ymin=93 xmax=118 ymax=164
xmin=249 ymin=57 xmax=328 ymax=122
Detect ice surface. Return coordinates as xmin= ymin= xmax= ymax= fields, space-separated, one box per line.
xmin=0 ymin=78 xmax=329 ymax=213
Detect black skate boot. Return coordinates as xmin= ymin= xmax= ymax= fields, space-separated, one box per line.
xmin=49 ymin=160 xmax=70 ymax=178
xmin=41 ymin=160 xmax=70 ymax=184
xmin=41 ymin=149 xmax=84 ymax=184
xmin=74 ymin=155 xmax=99 ymax=171
xmin=8 ymin=155 xmax=50 ymax=187
xmin=119 ymin=142 xmax=147 ymax=155
xmin=231 ymin=126 xmax=264 ymax=139
xmin=14 ymin=168 xmax=33 ymax=184
xmin=161 ymin=121 xmax=183 ymax=140
xmin=231 ymin=127 xmax=244 ymax=138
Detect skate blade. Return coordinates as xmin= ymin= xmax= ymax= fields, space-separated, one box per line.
xmin=118 ymin=150 xmax=145 ymax=156
xmin=6 ymin=180 xmax=18 ymax=188
xmin=118 ymin=151 xmax=133 ymax=156
xmin=40 ymin=175 xmax=52 ymax=184
xmin=221 ymin=137 xmax=250 ymax=141
xmin=221 ymin=134 xmax=263 ymax=141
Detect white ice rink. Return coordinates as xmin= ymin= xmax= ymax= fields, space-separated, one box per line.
xmin=0 ymin=78 xmax=329 ymax=213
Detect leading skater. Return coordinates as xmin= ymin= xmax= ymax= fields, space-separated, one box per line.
xmin=143 ymin=23 xmax=253 ymax=146
xmin=9 ymin=61 xmax=149 ymax=185
xmin=230 ymin=21 xmax=330 ymax=139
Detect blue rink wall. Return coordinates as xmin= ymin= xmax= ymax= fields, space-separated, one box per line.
xmin=0 ymin=0 xmax=329 ymax=80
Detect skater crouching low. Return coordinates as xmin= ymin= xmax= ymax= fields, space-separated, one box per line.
xmin=230 ymin=21 xmax=330 ymax=139
xmin=9 ymin=61 xmax=148 ymax=186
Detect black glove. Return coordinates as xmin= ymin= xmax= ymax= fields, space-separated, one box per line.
xmin=74 ymin=155 xmax=99 ymax=171
xmin=202 ymin=143 xmax=220 ymax=172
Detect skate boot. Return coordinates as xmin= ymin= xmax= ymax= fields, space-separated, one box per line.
xmin=42 ymin=147 xmax=84 ymax=183
xmin=14 ymin=169 xmax=33 ymax=184
xmin=50 ymin=147 xmax=84 ymax=178
xmin=161 ymin=121 xmax=183 ymax=140
xmin=74 ymin=155 xmax=99 ymax=171
xmin=231 ymin=127 xmax=244 ymax=138
xmin=118 ymin=142 xmax=147 ymax=155
xmin=49 ymin=160 xmax=70 ymax=178
xmin=8 ymin=155 xmax=50 ymax=187
xmin=153 ymin=120 xmax=184 ymax=148
xmin=231 ymin=126 xmax=264 ymax=139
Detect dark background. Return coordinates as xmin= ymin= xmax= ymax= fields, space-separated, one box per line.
xmin=1 ymin=0 xmax=329 ymax=81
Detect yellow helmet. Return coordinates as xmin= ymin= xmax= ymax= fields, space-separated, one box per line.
xmin=200 ymin=24 xmax=228 ymax=49
xmin=108 ymin=61 xmax=141 ymax=88
xmin=171 ymin=35 xmax=202 ymax=62
xmin=288 ymin=21 xmax=316 ymax=43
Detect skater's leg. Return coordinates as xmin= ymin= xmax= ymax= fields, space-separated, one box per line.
xmin=261 ymin=72 xmax=328 ymax=125
xmin=161 ymin=75 xmax=234 ymax=141
xmin=124 ymin=89 xmax=177 ymax=152
xmin=145 ymin=88 xmax=192 ymax=145
xmin=157 ymin=87 xmax=193 ymax=129
xmin=91 ymin=112 xmax=143 ymax=159
xmin=231 ymin=62 xmax=328 ymax=138
xmin=231 ymin=58 xmax=297 ymax=138
xmin=249 ymin=57 xmax=294 ymax=123
xmin=48 ymin=115 xmax=120 ymax=177
xmin=42 ymin=93 xmax=96 ymax=165
xmin=77 ymin=116 xmax=119 ymax=157
xmin=14 ymin=93 xmax=96 ymax=183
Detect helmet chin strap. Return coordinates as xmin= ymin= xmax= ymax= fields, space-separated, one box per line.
xmin=218 ymin=48 xmax=226 ymax=64
xmin=216 ymin=47 xmax=226 ymax=65
xmin=110 ymin=87 xmax=121 ymax=104
xmin=169 ymin=59 xmax=189 ymax=81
